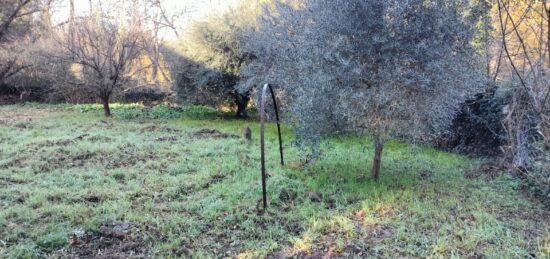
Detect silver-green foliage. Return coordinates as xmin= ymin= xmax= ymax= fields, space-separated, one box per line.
xmin=168 ymin=3 xmax=262 ymax=117
xmin=243 ymin=0 xmax=485 ymax=152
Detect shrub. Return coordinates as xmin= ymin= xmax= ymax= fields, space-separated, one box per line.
xmin=441 ymin=89 xmax=508 ymax=156
xmin=166 ymin=1 xmax=264 ymax=118
xmin=525 ymin=142 xmax=550 ymax=201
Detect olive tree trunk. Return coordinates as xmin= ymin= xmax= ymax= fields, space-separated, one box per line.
xmin=101 ymin=95 xmax=111 ymax=117
xmin=371 ymin=135 xmax=384 ymax=181
xmin=235 ymin=93 xmax=250 ymax=119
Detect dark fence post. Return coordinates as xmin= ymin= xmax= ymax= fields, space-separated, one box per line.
xmin=260 ymin=83 xmax=284 ymax=210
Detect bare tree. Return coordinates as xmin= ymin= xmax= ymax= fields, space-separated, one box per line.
xmin=495 ymin=0 xmax=550 ymax=169
xmin=61 ymin=16 xmax=146 ymax=116
xmin=0 ymin=0 xmax=42 ymax=87
xmin=0 ymin=0 xmax=33 ymax=41
xmin=141 ymin=0 xmax=184 ymax=86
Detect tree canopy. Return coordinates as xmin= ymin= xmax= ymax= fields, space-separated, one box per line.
xmin=240 ymin=0 xmax=485 ymax=178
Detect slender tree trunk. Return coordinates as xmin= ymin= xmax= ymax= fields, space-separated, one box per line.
xmin=101 ymin=96 xmax=111 ymax=117
xmin=69 ymin=0 xmax=76 ymax=56
xmin=235 ymin=93 xmax=250 ymax=118
xmin=371 ymin=134 xmax=384 ymax=181
xmin=41 ymin=2 xmax=52 ymax=29
xmin=513 ymin=130 xmax=529 ymax=170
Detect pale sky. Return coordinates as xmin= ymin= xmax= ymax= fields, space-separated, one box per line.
xmin=52 ymin=0 xmax=243 ymax=39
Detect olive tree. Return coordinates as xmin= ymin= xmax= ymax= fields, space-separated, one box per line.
xmin=170 ymin=2 xmax=263 ymax=118
xmin=244 ymin=0 xmax=484 ymax=179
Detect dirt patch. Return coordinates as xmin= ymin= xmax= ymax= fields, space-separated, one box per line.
xmin=464 ymin=163 xmax=507 ymax=181
xmin=85 ymin=195 xmax=101 ymax=203
xmin=0 ymin=147 xmax=181 ymax=173
xmin=0 ymin=157 xmax=24 ymax=169
xmin=86 ymin=135 xmax=113 ymax=143
xmin=168 ymin=173 xmax=230 ymax=198
xmin=192 ymin=129 xmax=239 ymax=139
xmin=99 ymin=151 xmax=179 ymax=169
xmin=29 ymin=135 xmax=90 ymax=149
xmin=308 ymin=191 xmax=323 ymax=203
xmin=419 ymin=170 xmax=434 ymax=180
xmin=30 ymin=139 xmax=75 ymax=148
xmin=49 ymin=139 xmax=76 ymax=146
xmin=27 ymin=148 xmax=180 ymax=172
xmin=140 ymin=125 xmax=181 ymax=134
xmin=270 ymin=210 xmax=395 ymax=259
xmin=0 ymin=108 xmax=52 ymax=124
xmin=0 ymin=176 xmax=27 ymax=185
xmin=152 ymin=135 xmax=179 ymax=142
xmin=200 ymin=174 xmax=228 ymax=189
xmin=187 ymin=209 xmax=304 ymax=258
xmin=67 ymin=222 xmax=152 ymax=259
xmin=269 ymin=231 xmax=372 ymax=259
xmin=279 ymin=188 xmax=298 ymax=203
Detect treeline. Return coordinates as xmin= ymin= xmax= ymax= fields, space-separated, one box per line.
xmin=0 ymin=0 xmax=175 ymax=114
xmin=170 ymin=0 xmax=549 ymax=197
xmin=1 ymin=0 xmax=549 ymax=197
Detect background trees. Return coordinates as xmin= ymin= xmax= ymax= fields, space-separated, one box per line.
xmin=495 ymin=0 xmax=550 ymax=164
xmin=168 ymin=1 xmax=263 ymax=118
xmin=60 ymin=15 xmax=147 ymax=116
xmin=0 ymin=0 xmax=50 ymax=98
xmin=0 ymin=0 xmax=547 ymax=192
xmin=485 ymin=0 xmax=550 ymax=197
xmin=0 ymin=0 xmax=180 ymax=106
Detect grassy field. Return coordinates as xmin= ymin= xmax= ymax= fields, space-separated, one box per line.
xmin=0 ymin=104 xmax=549 ymax=258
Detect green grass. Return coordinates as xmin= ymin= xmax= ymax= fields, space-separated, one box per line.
xmin=0 ymin=104 xmax=548 ymax=258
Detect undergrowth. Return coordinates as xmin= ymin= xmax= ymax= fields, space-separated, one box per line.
xmin=73 ymin=103 xmax=220 ymax=120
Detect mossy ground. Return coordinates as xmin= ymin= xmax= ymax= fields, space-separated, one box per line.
xmin=0 ymin=104 xmax=548 ymax=258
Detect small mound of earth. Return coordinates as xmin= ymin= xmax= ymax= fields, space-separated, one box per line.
xmin=192 ymin=129 xmax=239 ymax=139
xmin=419 ymin=170 xmax=434 ymax=180
xmin=464 ymin=163 xmax=507 ymax=181
xmin=140 ymin=125 xmax=181 ymax=134
xmin=67 ymin=222 xmax=151 ymax=258
xmin=86 ymin=135 xmax=113 ymax=143
xmin=153 ymin=136 xmax=178 ymax=142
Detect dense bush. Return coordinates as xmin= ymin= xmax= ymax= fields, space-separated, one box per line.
xmin=441 ymin=89 xmax=507 ymax=156
xmin=123 ymin=88 xmax=170 ymax=104
xmin=528 ymin=143 xmax=550 ymax=201
xmin=0 ymin=0 xmax=63 ymax=103
xmin=524 ymin=143 xmax=550 ymax=200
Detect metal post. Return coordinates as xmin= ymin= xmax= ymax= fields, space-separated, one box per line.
xmin=260 ymin=83 xmax=284 ymax=210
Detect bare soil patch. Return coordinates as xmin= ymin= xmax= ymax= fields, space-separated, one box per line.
xmin=86 ymin=135 xmax=113 ymax=143
xmin=0 ymin=108 xmax=52 ymax=124
xmin=192 ymin=129 xmax=239 ymax=139
xmin=0 ymin=176 xmax=27 ymax=185
xmin=464 ymin=163 xmax=507 ymax=180
xmin=67 ymin=222 xmax=152 ymax=259
xmin=152 ymin=135 xmax=179 ymax=142
xmin=140 ymin=125 xmax=181 ymax=134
